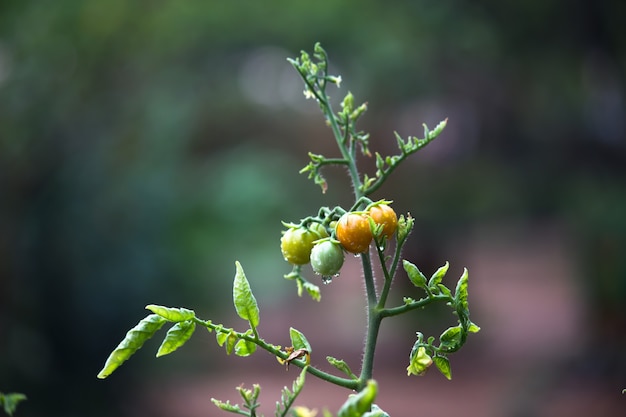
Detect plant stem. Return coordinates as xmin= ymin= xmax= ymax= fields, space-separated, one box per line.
xmin=358 ymin=251 xmax=381 ymax=388
xmin=195 ymin=318 xmax=359 ymax=391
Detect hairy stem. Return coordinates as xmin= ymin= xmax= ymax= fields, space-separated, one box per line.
xmin=195 ymin=318 xmax=359 ymax=390
xmin=358 ymin=252 xmax=381 ymax=388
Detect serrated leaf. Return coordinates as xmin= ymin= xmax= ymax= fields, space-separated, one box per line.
xmin=97 ymin=314 xmax=166 ymax=379
xmin=428 ymin=262 xmax=449 ymax=289
xmin=433 ymin=356 xmax=452 ymax=380
xmin=290 ymin=327 xmax=312 ymax=352
xmin=454 ymin=268 xmax=469 ymax=316
xmin=403 ymin=260 xmax=428 ymax=290
xmin=156 ymin=320 xmax=196 ymax=357
xmin=145 ymin=304 xmax=195 ymax=322
xmin=233 ymin=261 xmax=260 ymax=329
xmin=337 ymin=380 xmax=378 ymax=417
xmin=327 ymin=356 xmax=358 ymax=379
xmin=234 ymin=338 xmax=257 ymax=357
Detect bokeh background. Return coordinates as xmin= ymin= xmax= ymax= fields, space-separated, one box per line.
xmin=1 ymin=1 xmax=625 ymax=416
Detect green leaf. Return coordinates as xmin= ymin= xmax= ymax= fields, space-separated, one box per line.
xmin=276 ymin=366 xmax=308 ymax=417
xmin=433 ymin=356 xmax=452 ymax=380
xmin=234 ymin=338 xmax=257 ymax=357
xmin=290 ymin=327 xmax=312 ymax=352
xmin=0 ymin=392 xmax=27 ymax=417
xmin=303 ymin=279 xmax=321 ymax=302
xmin=439 ymin=325 xmax=463 ymax=345
xmin=225 ymin=332 xmax=238 ymax=355
xmin=454 ymin=268 xmax=469 ymax=316
xmin=156 ymin=320 xmax=196 ymax=357
xmin=211 ymin=398 xmax=242 ymax=413
xmin=403 ymin=260 xmax=428 ymax=290
xmin=428 ymin=261 xmax=449 ymax=289
xmin=145 ymin=304 xmax=195 ymax=322
xmin=97 ymin=314 xmax=167 ymax=379
xmin=327 ymin=356 xmax=358 ymax=379
xmin=216 ymin=330 xmax=228 ymax=347
xmin=437 ymin=284 xmax=452 ymax=298
xmin=337 ymin=380 xmax=378 ymax=417
xmin=233 ymin=261 xmax=260 ymax=329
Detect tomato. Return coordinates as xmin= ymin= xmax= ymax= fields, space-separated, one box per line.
xmin=280 ymin=223 xmax=328 ymax=265
xmin=280 ymin=227 xmax=317 ymax=265
xmin=310 ymin=240 xmax=344 ymax=276
xmin=368 ymin=204 xmax=398 ymax=239
xmin=335 ymin=212 xmax=373 ymax=254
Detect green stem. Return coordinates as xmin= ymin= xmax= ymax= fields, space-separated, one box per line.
xmin=379 ymin=294 xmax=451 ymax=319
xmin=358 ymin=252 xmax=380 ymax=388
xmin=195 ymin=318 xmax=359 ymax=391
xmin=376 ymin=238 xmax=404 ymax=310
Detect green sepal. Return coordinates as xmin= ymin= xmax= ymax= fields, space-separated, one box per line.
xmin=428 ymin=262 xmax=449 ymax=289
xmin=337 ymin=380 xmax=378 ymax=417
xmin=234 ymin=337 xmax=257 ymax=357
xmin=156 ymin=320 xmax=196 ymax=357
xmin=233 ymin=261 xmax=260 ymax=329
xmin=145 ymin=304 xmax=195 ymax=322
xmin=97 ymin=314 xmax=167 ymax=379
xmin=403 ymin=260 xmax=428 ymax=290
xmin=327 ymin=356 xmax=358 ymax=380
xmin=433 ymin=356 xmax=452 ymax=380
xmin=0 ymin=392 xmax=27 ymax=417
xmin=290 ymin=327 xmax=312 ymax=352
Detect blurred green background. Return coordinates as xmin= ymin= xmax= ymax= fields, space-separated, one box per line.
xmin=1 ymin=1 xmax=625 ymax=416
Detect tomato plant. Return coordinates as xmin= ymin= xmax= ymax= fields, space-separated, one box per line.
xmin=98 ymin=43 xmax=479 ymax=417
xmin=335 ymin=212 xmax=373 ymax=254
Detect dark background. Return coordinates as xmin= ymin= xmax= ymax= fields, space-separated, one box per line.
xmin=1 ymin=1 xmax=625 ymax=416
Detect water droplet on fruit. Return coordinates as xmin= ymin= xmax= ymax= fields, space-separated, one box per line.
xmin=322 ymin=276 xmax=333 ymax=284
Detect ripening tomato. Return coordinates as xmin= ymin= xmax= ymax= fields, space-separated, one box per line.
xmin=280 ymin=227 xmax=318 ymax=265
xmin=368 ymin=204 xmax=398 ymax=238
xmin=310 ymin=240 xmax=344 ymax=276
xmin=335 ymin=212 xmax=373 ymax=254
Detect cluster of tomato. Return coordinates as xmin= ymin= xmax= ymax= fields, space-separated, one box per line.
xmin=280 ymin=204 xmax=398 ymax=277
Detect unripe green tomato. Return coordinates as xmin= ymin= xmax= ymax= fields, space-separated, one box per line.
xmin=310 ymin=240 xmax=344 ymax=276
xmin=280 ymin=227 xmax=318 ymax=265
